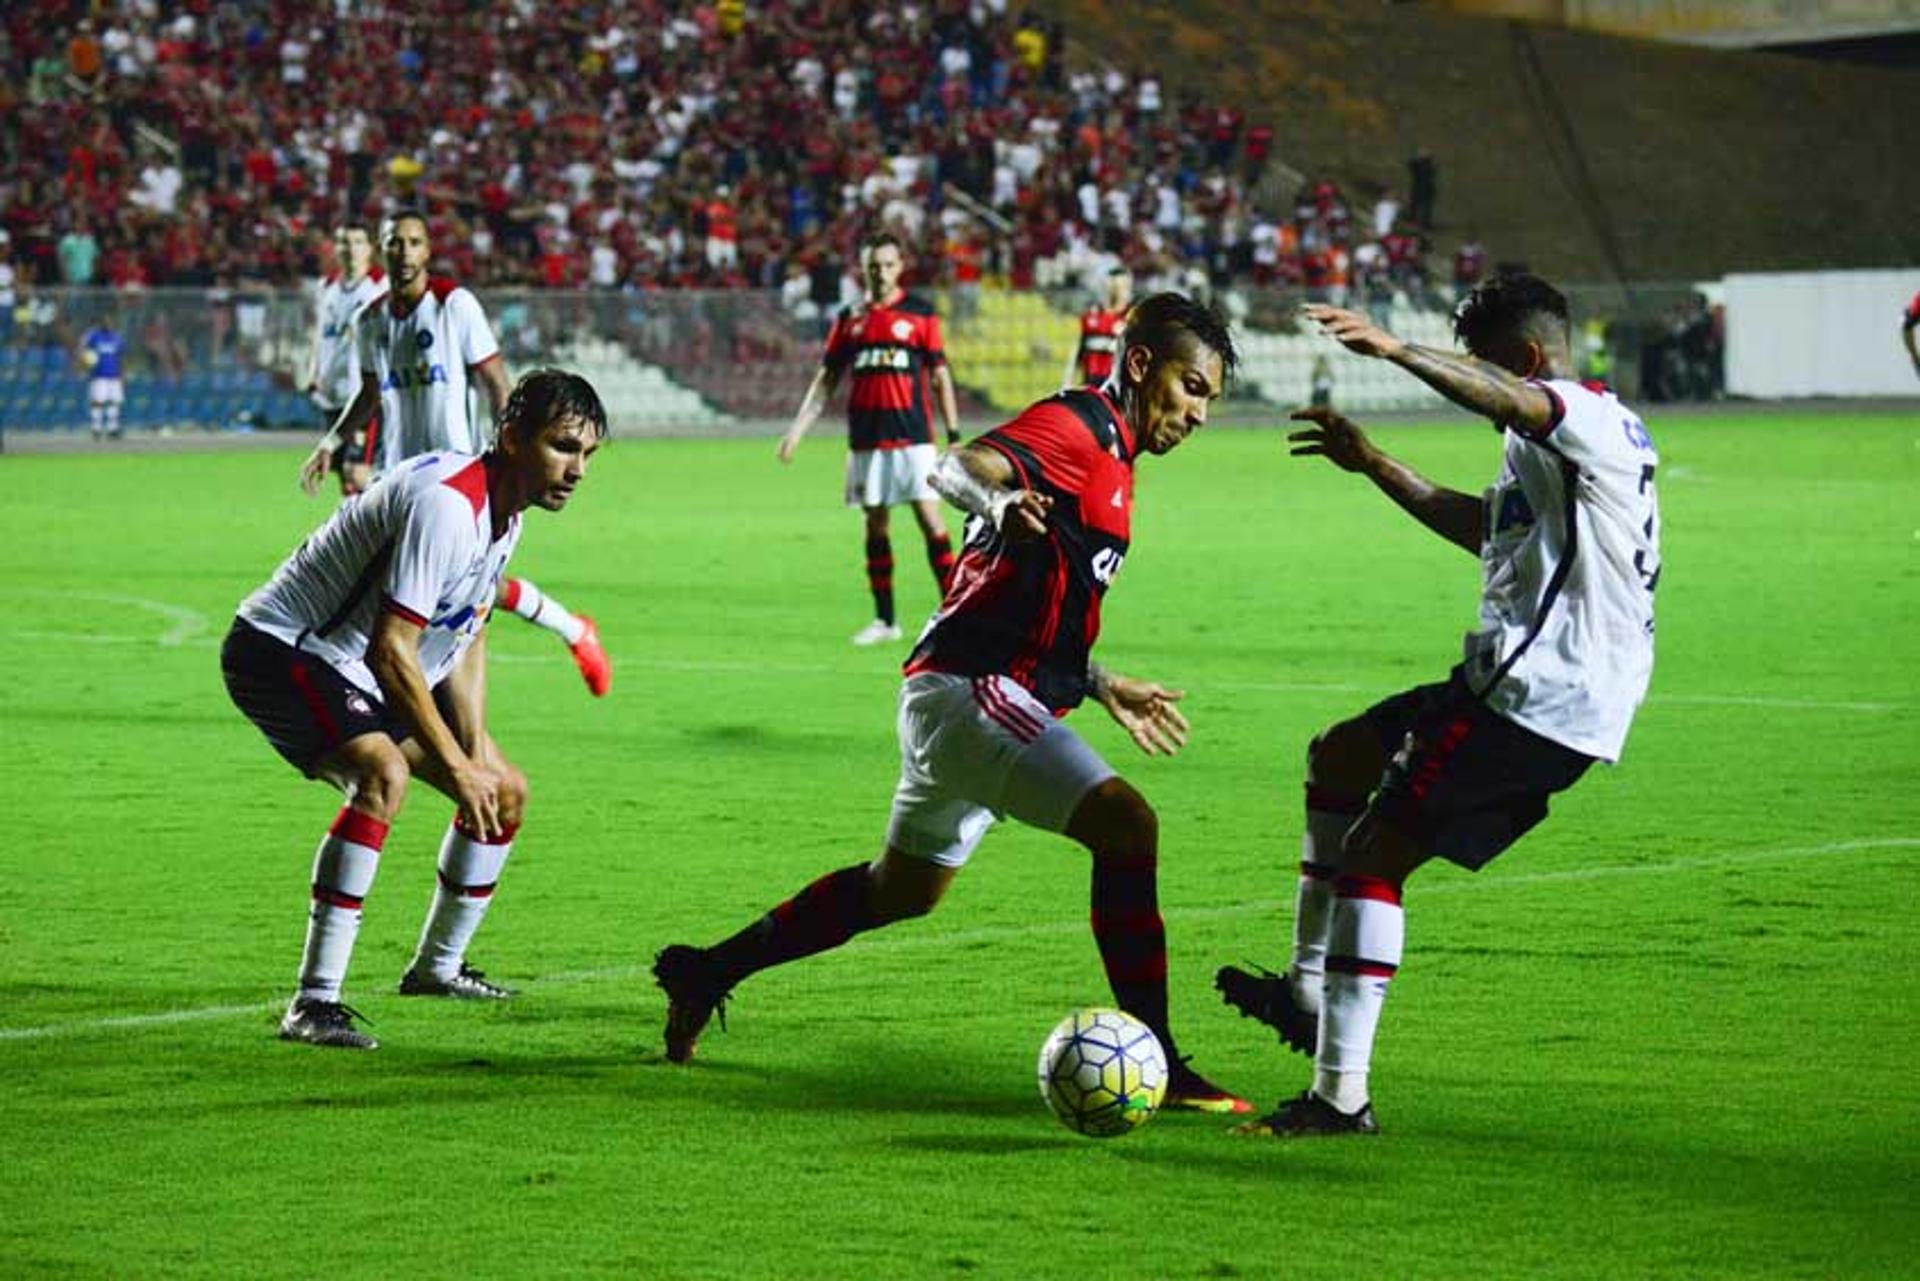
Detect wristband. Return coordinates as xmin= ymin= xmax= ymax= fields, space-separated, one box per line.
xmin=931 ymin=451 xmax=1016 ymax=529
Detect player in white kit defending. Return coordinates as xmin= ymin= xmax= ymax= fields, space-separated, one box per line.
xmin=297 ymin=210 xmax=613 ymax=696
xmin=225 ymin=370 xmax=607 ymax=1048
xmin=1220 ymin=274 xmax=1661 ymax=1136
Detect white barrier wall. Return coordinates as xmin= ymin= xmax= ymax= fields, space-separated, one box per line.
xmin=1724 ymin=269 xmax=1920 ymax=398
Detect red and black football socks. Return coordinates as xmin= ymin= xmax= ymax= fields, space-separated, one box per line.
xmin=1090 ymin=849 xmax=1174 ymax=1054
xmin=925 ymin=530 xmax=956 ymax=593
xmin=863 ymin=535 xmax=896 ymax=625
xmin=295 ymin=807 xmax=388 ymax=1002
xmin=708 ymin=862 xmax=880 ymax=984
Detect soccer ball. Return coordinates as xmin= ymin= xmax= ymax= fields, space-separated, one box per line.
xmin=1036 ymin=1008 xmax=1168 ymax=1138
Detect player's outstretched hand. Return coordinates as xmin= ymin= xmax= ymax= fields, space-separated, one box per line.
xmin=1288 ymin=407 xmax=1376 ymax=474
xmin=1302 ymin=303 xmax=1405 ymax=360
xmin=1096 ymin=672 xmax=1190 ymax=757
xmin=298 ymin=444 xmax=334 ymax=496
xmin=997 ymin=489 xmax=1053 ymax=542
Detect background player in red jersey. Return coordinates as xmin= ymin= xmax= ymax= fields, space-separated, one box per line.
xmin=1065 ymin=265 xmax=1133 ymax=388
xmin=656 ymin=293 xmax=1251 ymax=1113
xmin=778 ymin=232 xmax=964 ymax=646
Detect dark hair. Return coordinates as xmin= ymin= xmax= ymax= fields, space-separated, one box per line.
xmin=500 ymin=369 xmax=609 ymax=442
xmin=384 ymin=207 xmax=430 ymax=237
xmin=1107 ymin=265 xmax=1131 ymax=278
xmin=1454 ymin=272 xmax=1569 ymax=354
xmin=860 ymin=230 xmax=903 ymax=255
xmin=1123 ymin=291 xmax=1238 ymax=384
xmin=334 ymin=220 xmax=372 ymax=237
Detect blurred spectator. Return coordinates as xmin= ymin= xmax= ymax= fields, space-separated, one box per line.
xmin=0 ymin=231 xmax=16 ymax=345
xmin=1407 ymin=147 xmax=1437 ymax=229
xmin=1452 ymin=235 xmax=1487 ymax=299
xmin=1372 ymin=190 xmax=1400 ymax=241
xmin=5 ymin=2 xmax=1495 ymax=308
xmin=1310 ymin=353 xmax=1334 ymax=409
xmin=59 ymin=219 xmax=101 ymax=286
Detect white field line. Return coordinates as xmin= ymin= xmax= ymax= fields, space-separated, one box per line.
xmin=3 ymin=835 xmax=1912 ymax=1045
xmin=3 ymin=599 xmax=1902 ymax=714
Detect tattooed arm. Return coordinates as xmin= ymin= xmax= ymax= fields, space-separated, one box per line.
xmin=1303 ymin=303 xmax=1558 ymax=433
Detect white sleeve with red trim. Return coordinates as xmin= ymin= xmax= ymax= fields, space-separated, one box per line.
xmin=1526 ymin=378 xmax=1648 ymax=480
xmin=449 ymin=288 xmax=500 ymax=371
xmin=381 ymin=485 xmax=475 ymax=627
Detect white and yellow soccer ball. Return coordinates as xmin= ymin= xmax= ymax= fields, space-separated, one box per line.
xmin=1036 ymin=1008 xmax=1168 ymax=1138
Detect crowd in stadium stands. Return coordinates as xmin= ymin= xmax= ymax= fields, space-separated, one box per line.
xmin=3 ymin=0 xmax=1464 ymax=314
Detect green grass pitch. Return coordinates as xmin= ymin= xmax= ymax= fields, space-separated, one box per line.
xmin=1 ymin=410 xmax=1914 ymax=1278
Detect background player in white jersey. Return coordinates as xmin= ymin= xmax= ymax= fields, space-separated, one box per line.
xmin=296 ymin=210 xmax=613 ymax=697
xmin=77 ymin=313 xmax=127 ymax=440
xmin=302 ymin=222 xmax=385 ymax=496
xmin=223 ymin=370 xmax=607 ymax=1049
xmin=1219 ymin=274 xmax=1661 ymax=1137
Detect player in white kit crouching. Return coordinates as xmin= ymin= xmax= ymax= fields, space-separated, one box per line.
xmin=225 ymin=370 xmax=607 ymax=1048
xmin=297 ymin=210 xmax=613 ymax=696
xmin=1220 ymin=275 xmax=1661 ymax=1136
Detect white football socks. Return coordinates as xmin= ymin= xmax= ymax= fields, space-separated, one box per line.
xmin=1291 ymin=806 xmax=1354 ymax=1015
xmin=408 ymin=819 xmax=515 ymax=980
xmin=1314 ymin=875 xmax=1404 ymax=1113
xmin=498 ymin=577 xmax=586 ymax=646
xmin=295 ymin=808 xmax=388 ymax=1003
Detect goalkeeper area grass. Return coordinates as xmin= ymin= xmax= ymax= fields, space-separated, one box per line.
xmin=1 ymin=410 xmax=1913 ymax=1278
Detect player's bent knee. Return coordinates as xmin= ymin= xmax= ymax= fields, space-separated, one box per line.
xmin=1067 ymin=777 xmax=1157 ymax=861
xmin=339 ymin=745 xmax=412 ymax=822
xmin=870 ymin=850 xmax=952 ymax=922
xmin=497 ymin=764 xmax=529 ymax=827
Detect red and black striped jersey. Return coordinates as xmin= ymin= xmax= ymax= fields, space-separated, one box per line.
xmin=1074 ymin=306 xmax=1125 ymax=385
xmin=905 ymin=387 xmax=1136 ymax=713
xmin=822 ymin=291 xmax=947 ymax=450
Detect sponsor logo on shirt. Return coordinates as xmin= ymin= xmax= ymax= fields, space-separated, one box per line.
xmin=853 ymin=345 xmax=914 ymax=372
xmin=383 ymin=361 xmax=450 ymax=390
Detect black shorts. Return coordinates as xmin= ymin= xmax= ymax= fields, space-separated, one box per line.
xmin=1360 ymin=666 xmax=1595 ymax=870
xmin=221 ymin=618 xmax=413 ymax=776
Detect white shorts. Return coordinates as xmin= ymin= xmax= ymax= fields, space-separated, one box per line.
xmin=845 ymin=443 xmax=937 ymax=508
xmin=88 ymin=378 xmax=125 ymax=407
xmin=886 ymin=671 xmax=1117 ymax=868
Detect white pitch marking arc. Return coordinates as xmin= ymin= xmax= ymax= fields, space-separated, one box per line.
xmin=10 ymin=590 xmax=209 ymax=647
xmin=2 ymin=835 xmax=1912 ymax=1045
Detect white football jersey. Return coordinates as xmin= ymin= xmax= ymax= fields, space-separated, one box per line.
xmin=311 ymin=268 xmax=385 ymax=407
xmin=239 ymin=452 xmax=521 ymax=698
xmin=354 ymin=278 xmax=502 ymax=472
xmin=1463 ymin=378 xmax=1660 ymax=762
